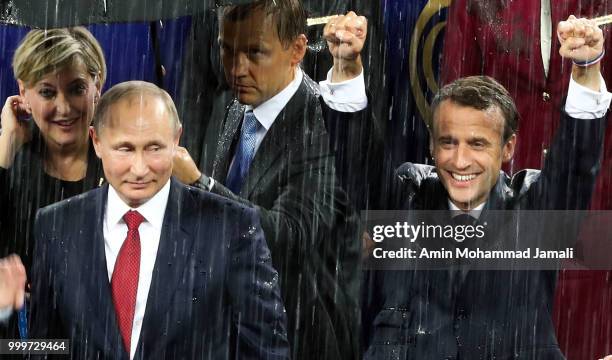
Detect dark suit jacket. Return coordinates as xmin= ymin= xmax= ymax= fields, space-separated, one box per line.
xmin=198 ymin=75 xmax=363 ymax=360
xmin=30 ymin=179 xmax=289 ymax=359
xmin=362 ymin=111 xmax=607 ymax=359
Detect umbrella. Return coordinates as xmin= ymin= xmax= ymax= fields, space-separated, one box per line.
xmin=0 ymin=0 xmax=255 ymax=28
xmin=1 ymin=0 xmax=354 ymax=28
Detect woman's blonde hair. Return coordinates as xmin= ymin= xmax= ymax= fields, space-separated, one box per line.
xmin=12 ymin=27 xmax=106 ymax=88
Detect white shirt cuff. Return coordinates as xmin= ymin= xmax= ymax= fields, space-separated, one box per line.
xmin=0 ymin=307 xmax=12 ymax=323
xmin=565 ymin=74 xmax=612 ymax=119
xmin=319 ymin=68 xmax=368 ymax=112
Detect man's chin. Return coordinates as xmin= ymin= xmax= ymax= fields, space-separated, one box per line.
xmin=447 ymin=191 xmax=478 ymax=209
xmin=233 ymin=90 xmax=262 ymax=107
xmin=125 ymin=195 xmax=151 ymax=208
xmin=237 ymin=95 xmax=257 ymax=106
xmin=120 ymin=185 xmax=154 ymax=204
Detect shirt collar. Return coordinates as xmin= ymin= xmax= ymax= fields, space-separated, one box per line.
xmin=106 ymin=180 xmax=171 ymax=230
xmin=448 ymin=199 xmax=485 ymax=218
xmin=247 ymin=67 xmax=303 ymax=130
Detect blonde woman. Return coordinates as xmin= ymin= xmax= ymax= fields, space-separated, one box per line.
xmin=0 ymin=27 xmax=106 ymax=272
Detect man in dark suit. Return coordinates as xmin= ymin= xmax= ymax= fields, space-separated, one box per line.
xmin=29 ymin=81 xmax=289 ymax=359
xmin=172 ymin=2 xmax=380 ymax=359
xmin=362 ymin=16 xmax=611 ymax=359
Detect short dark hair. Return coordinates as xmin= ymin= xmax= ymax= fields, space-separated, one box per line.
xmin=221 ymin=0 xmax=307 ymax=47
xmin=431 ymin=76 xmax=519 ymax=142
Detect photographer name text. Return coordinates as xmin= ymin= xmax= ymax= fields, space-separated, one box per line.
xmin=372 ymin=247 xmax=575 ymax=260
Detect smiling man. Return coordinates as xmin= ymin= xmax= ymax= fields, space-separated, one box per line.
xmin=362 ymin=16 xmax=611 ymax=359
xmin=29 ymin=81 xmax=289 ymax=359
xmin=429 ymin=76 xmax=518 ymax=211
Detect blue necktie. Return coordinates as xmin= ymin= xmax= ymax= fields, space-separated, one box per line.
xmin=226 ymin=110 xmax=260 ymax=193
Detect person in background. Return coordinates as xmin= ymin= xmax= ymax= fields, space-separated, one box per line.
xmin=172 ymin=1 xmax=379 ymax=359
xmin=0 ymin=26 xmax=105 ymax=339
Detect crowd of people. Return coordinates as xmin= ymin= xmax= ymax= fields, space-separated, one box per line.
xmin=0 ymin=0 xmax=610 ymax=359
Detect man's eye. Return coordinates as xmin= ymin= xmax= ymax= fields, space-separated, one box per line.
xmin=220 ymin=44 xmax=234 ymax=55
xmin=472 ymin=142 xmax=485 ymax=149
xmin=249 ymin=49 xmax=264 ymax=58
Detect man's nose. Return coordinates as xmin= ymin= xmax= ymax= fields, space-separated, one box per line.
xmin=131 ymin=152 xmax=150 ymax=178
xmin=230 ymin=52 xmax=249 ymax=79
xmin=452 ymin=144 xmax=472 ymax=169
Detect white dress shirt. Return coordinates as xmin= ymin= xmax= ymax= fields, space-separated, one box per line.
xmin=449 ymin=201 xmax=485 ymax=218
xmin=319 ymin=68 xmax=369 ymax=112
xmin=247 ymin=67 xmax=305 ymax=155
xmin=565 ymin=74 xmax=612 ymax=119
xmin=104 ymin=181 xmax=170 ymax=359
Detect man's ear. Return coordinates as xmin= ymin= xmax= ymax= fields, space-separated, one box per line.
xmin=174 ymin=126 xmax=183 ymax=146
xmin=502 ymin=134 xmax=517 ymax=163
xmin=290 ymin=34 xmax=308 ymax=66
xmin=428 ymin=123 xmax=435 ymax=161
xmin=90 ymin=126 xmax=103 ymax=159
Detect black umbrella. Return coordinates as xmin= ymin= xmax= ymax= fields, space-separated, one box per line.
xmin=0 ymin=0 xmax=260 ymax=27
xmin=0 ymin=0 xmax=355 ymax=28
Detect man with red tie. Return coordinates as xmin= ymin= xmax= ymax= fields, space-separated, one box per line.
xmin=29 ymin=81 xmax=289 ymax=359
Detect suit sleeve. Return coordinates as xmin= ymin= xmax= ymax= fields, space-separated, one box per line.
xmin=527 ymin=110 xmax=607 ymax=210
xmin=321 ymin=97 xmax=386 ymax=211
xmin=440 ymin=0 xmax=483 ymax=84
xmin=227 ymin=207 xmax=290 ymax=360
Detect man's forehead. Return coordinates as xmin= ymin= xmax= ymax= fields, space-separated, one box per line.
xmin=105 ymin=97 xmax=167 ymax=126
xmin=220 ymin=8 xmax=277 ymax=41
xmin=108 ymin=93 xmax=163 ymax=111
xmin=434 ymin=101 xmax=504 ymax=133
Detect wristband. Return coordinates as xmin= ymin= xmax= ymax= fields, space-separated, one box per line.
xmin=573 ymin=50 xmax=605 ymax=67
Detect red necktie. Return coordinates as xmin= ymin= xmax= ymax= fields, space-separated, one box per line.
xmin=111 ymin=210 xmax=145 ymax=354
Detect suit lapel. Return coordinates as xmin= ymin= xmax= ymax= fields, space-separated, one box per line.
xmin=76 ymin=185 xmax=125 ymax=357
xmin=212 ymin=99 xmax=244 ymax=181
xmin=241 ymin=80 xmax=308 ymax=198
xmin=240 ymin=112 xmax=286 ymax=199
xmin=136 ymin=180 xmax=195 ymax=355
